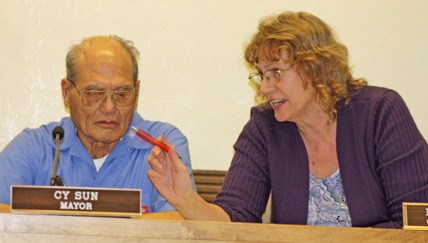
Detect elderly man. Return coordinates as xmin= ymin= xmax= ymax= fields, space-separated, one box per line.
xmin=0 ymin=35 xmax=194 ymax=217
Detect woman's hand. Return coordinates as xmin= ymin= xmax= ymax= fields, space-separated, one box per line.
xmin=147 ymin=138 xmax=196 ymax=210
xmin=148 ymin=138 xmax=231 ymax=221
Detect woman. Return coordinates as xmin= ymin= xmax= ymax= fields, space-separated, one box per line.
xmin=148 ymin=11 xmax=428 ymax=228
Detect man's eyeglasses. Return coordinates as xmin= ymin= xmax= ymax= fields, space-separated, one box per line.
xmin=69 ymin=81 xmax=137 ymax=107
xmin=248 ymin=65 xmax=293 ymax=86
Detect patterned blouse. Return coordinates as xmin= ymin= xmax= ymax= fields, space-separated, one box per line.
xmin=307 ymin=169 xmax=352 ymax=226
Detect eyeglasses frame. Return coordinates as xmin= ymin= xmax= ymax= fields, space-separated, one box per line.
xmin=248 ymin=64 xmax=294 ymax=86
xmin=68 ymin=80 xmax=137 ymax=107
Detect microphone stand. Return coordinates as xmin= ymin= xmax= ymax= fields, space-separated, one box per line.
xmin=51 ymin=131 xmax=64 ymax=186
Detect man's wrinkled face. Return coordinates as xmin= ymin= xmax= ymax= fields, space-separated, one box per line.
xmin=62 ymin=38 xmax=139 ymax=146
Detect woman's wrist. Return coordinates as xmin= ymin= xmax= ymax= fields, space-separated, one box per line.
xmin=174 ymin=191 xmax=204 ymax=219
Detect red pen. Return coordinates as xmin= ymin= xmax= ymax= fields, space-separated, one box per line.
xmin=131 ymin=126 xmax=170 ymax=152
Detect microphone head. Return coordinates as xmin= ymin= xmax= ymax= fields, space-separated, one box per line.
xmin=52 ymin=126 xmax=65 ymax=140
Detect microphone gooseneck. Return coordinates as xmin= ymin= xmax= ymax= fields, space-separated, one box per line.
xmin=51 ymin=126 xmax=65 ymax=186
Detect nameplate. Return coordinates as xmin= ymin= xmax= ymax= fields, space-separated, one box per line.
xmin=403 ymin=202 xmax=428 ymax=230
xmin=11 ymin=185 xmax=141 ymax=217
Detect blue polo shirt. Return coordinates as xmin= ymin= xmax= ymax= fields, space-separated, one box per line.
xmin=0 ymin=112 xmax=195 ymax=212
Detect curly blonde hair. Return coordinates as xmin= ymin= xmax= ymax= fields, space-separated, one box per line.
xmin=244 ymin=11 xmax=367 ymax=121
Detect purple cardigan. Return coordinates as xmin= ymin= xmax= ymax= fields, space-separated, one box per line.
xmin=213 ymin=86 xmax=428 ymax=228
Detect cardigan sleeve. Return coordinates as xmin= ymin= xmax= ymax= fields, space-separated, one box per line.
xmin=373 ymin=90 xmax=428 ymax=228
xmin=212 ymin=109 xmax=271 ymax=222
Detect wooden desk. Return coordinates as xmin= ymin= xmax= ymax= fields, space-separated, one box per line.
xmin=0 ymin=204 xmax=9 ymax=213
xmin=0 ymin=210 xmax=427 ymax=242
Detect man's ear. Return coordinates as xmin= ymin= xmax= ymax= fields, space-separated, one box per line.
xmin=134 ymin=80 xmax=140 ymax=110
xmin=61 ymin=78 xmax=71 ymax=108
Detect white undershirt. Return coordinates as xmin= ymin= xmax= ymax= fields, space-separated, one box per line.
xmin=93 ymin=154 xmax=108 ymax=172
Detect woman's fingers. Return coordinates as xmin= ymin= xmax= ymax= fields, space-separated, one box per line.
xmin=147 ymin=146 xmax=166 ymax=171
xmin=168 ymin=145 xmax=188 ymax=173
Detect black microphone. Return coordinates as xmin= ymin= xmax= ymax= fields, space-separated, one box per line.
xmin=51 ymin=126 xmax=65 ymax=186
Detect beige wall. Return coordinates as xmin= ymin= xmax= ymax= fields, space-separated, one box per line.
xmin=0 ymin=0 xmax=427 ymax=170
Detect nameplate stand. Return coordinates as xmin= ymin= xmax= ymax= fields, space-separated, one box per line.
xmin=403 ymin=202 xmax=428 ymax=230
xmin=11 ymin=185 xmax=141 ymax=218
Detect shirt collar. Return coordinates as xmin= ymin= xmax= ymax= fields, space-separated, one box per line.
xmin=124 ymin=112 xmax=154 ymax=150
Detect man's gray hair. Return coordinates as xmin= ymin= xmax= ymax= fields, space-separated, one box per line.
xmin=65 ymin=35 xmax=140 ymax=84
